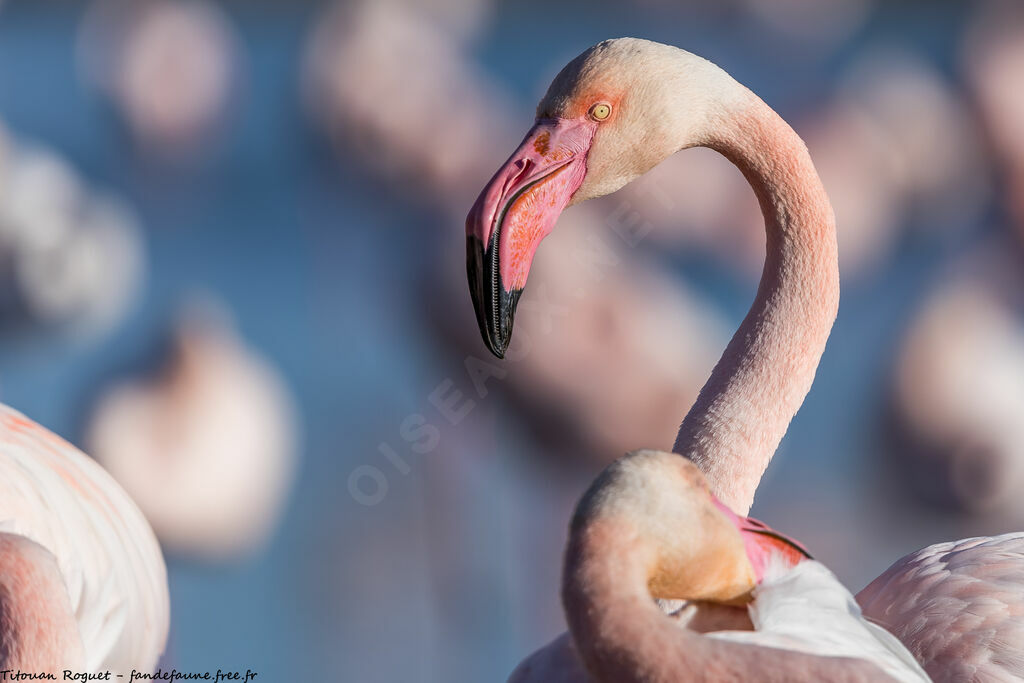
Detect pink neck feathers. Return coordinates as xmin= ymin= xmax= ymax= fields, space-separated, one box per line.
xmin=673 ymin=94 xmax=839 ymax=516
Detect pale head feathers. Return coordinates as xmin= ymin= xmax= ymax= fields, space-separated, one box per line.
xmin=538 ymin=38 xmax=753 ymax=203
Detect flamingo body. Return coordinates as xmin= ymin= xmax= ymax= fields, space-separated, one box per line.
xmin=512 ymin=451 xmax=927 ymax=682
xmin=0 ymin=403 xmax=169 ymax=672
xmin=858 ymin=534 xmax=1024 ymax=682
xmin=0 ymin=533 xmax=85 ymax=671
xmin=511 ymin=559 xmax=931 ymax=682
xmin=709 ymin=560 xmax=928 ymax=682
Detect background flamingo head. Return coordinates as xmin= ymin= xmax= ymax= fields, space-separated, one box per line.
xmin=466 ymin=38 xmax=733 ymax=358
xmin=565 ymin=450 xmax=810 ymax=605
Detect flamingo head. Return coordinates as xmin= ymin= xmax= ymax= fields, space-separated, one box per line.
xmin=466 ymin=38 xmax=735 ymax=357
xmin=567 ymin=450 xmax=810 ymax=604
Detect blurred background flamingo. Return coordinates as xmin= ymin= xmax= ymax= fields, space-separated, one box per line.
xmin=85 ymin=298 xmax=300 ymax=561
xmin=0 ymin=125 xmax=143 ymax=340
xmin=0 ymin=1 xmax=1023 ymax=679
xmin=77 ymin=0 xmax=242 ymax=160
xmin=889 ymin=250 xmax=1024 ymax=514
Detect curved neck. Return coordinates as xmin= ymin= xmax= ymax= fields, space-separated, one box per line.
xmin=562 ymin=526 xmax=883 ymax=682
xmin=673 ymin=93 xmax=839 ymax=515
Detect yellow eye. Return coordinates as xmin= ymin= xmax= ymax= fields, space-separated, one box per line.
xmin=590 ymin=103 xmax=612 ymax=121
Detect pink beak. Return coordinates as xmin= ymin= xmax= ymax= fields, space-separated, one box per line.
xmin=466 ymin=116 xmax=596 ymax=358
xmin=711 ymin=497 xmax=813 ymax=583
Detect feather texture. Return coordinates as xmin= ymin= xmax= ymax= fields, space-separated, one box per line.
xmin=710 ymin=559 xmax=930 ymax=682
xmin=0 ymin=404 xmax=169 ymax=672
xmin=858 ymin=534 xmax=1024 ymax=682
xmin=508 ymin=558 xmax=930 ymax=682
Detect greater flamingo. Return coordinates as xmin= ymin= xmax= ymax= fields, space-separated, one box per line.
xmin=512 ymin=450 xmax=929 ymax=682
xmin=464 ymin=38 xmax=1024 ymax=680
xmin=0 ymin=402 xmax=169 ymax=672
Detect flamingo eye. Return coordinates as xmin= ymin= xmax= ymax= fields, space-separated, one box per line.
xmin=589 ymin=103 xmax=612 ymax=121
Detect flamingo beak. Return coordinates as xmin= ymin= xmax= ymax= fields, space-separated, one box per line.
xmin=466 ymin=117 xmax=596 ymax=358
xmin=711 ymin=497 xmax=813 ymax=583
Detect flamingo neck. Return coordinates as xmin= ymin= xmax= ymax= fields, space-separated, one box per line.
xmin=562 ymin=522 xmax=880 ymax=682
xmin=0 ymin=534 xmax=85 ymax=671
xmin=563 ymin=525 xmax=687 ymax=681
xmin=673 ymin=93 xmax=839 ymax=516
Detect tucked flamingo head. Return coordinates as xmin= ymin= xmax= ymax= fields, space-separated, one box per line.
xmin=466 ymin=38 xmax=739 ymax=357
xmin=566 ymin=450 xmax=810 ymax=604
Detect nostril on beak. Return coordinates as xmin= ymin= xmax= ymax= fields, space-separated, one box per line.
xmin=500 ymin=158 xmax=535 ymax=197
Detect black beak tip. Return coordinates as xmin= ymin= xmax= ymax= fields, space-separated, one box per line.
xmin=466 ymin=235 xmax=521 ymax=360
xmin=494 ymin=285 xmax=523 ymax=358
xmin=488 ymin=338 xmax=507 ymax=360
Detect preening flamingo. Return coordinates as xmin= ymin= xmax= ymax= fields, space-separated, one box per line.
xmin=512 ymin=450 xmax=929 ymax=682
xmin=0 ymin=403 xmax=169 ymax=672
xmin=465 ymin=38 xmax=1024 ymax=680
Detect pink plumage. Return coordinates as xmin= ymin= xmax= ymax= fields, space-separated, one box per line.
xmin=858 ymin=534 xmax=1024 ymax=682
xmin=0 ymin=403 xmax=169 ymax=672
xmin=466 ymin=36 xmax=1024 ymax=682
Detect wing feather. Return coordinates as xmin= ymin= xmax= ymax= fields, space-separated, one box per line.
xmin=710 ymin=559 xmax=931 ymax=682
xmin=858 ymin=534 xmax=1024 ymax=682
xmin=0 ymin=404 xmax=169 ymax=673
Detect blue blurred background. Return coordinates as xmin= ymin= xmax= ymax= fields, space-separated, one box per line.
xmin=1 ymin=1 xmax=1023 ymax=680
